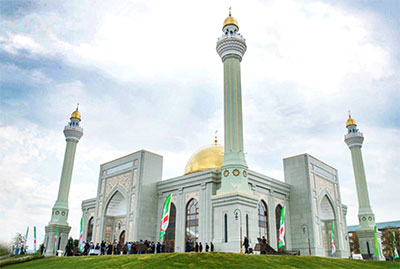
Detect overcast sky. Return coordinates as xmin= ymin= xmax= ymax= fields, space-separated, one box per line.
xmin=1 ymin=0 xmax=399 ymax=247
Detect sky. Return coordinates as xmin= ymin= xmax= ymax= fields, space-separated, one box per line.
xmin=0 ymin=0 xmax=399 ymax=248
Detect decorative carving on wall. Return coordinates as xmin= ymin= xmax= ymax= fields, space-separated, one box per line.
xmin=97 ymin=201 xmax=103 ymax=217
xmin=315 ymin=175 xmax=335 ymax=200
xmin=130 ymin=194 xmax=135 ymax=212
xmin=105 ymin=172 xmax=131 ymax=198
xmin=274 ymin=197 xmax=284 ymax=207
xmin=185 ymin=191 xmax=199 ymax=203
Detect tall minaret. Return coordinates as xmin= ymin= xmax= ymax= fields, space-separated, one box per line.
xmin=44 ymin=105 xmax=83 ymax=256
xmin=216 ymin=10 xmax=250 ymax=194
xmin=344 ymin=114 xmax=384 ymax=260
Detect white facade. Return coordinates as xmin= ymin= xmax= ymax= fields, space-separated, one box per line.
xmin=82 ymin=152 xmax=350 ymax=258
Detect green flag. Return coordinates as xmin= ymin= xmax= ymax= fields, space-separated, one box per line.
xmin=33 ymin=226 xmax=37 ymax=254
xmin=159 ymin=193 xmax=172 ymax=241
xmin=24 ymin=226 xmax=29 ymax=249
xmin=54 ymin=226 xmax=59 ymax=255
xmin=278 ymin=206 xmax=285 ymax=249
xmin=79 ymin=216 xmax=83 ymax=252
xmin=374 ymin=226 xmax=379 ymax=257
xmin=331 ymin=221 xmax=336 ymax=255
xmin=392 ymin=230 xmax=399 ymax=259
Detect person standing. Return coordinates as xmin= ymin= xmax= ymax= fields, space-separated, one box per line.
xmin=199 ymin=242 xmax=203 ymax=252
xmin=243 ymin=236 xmax=249 ymax=254
xmin=185 ymin=240 xmax=191 ymax=252
xmin=205 ymin=243 xmax=209 ymax=252
xmin=101 ymin=241 xmax=106 ymax=255
xmin=210 ymin=242 xmax=214 ymax=252
xmin=195 ymin=242 xmax=199 ymax=252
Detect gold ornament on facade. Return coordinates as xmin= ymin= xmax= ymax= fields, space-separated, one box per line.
xmin=233 ymin=169 xmax=240 ymax=176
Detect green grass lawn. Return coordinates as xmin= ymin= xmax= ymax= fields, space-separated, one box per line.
xmin=5 ymin=252 xmax=399 ymax=269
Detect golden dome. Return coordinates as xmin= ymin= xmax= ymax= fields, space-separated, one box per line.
xmin=223 ymin=13 xmax=239 ymax=31
xmin=346 ymin=115 xmax=356 ymax=127
xmin=184 ymin=144 xmax=224 ymax=175
xmin=70 ymin=106 xmax=81 ymax=120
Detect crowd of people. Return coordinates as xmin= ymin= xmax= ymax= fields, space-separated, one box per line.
xmin=76 ymin=239 xmax=216 ymax=256
xmin=185 ymin=240 xmax=214 ymax=252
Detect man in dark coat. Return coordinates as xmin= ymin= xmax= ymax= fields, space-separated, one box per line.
xmin=185 ymin=240 xmax=191 ymax=252
xmin=199 ymin=242 xmax=203 ymax=252
xmin=210 ymin=242 xmax=214 ymax=252
xmin=156 ymin=242 xmax=161 ymax=253
xmin=243 ymin=236 xmax=249 ymax=254
xmin=195 ymin=242 xmax=199 ymax=252
xmin=101 ymin=241 xmax=106 ymax=255
xmin=205 ymin=243 xmax=209 ymax=252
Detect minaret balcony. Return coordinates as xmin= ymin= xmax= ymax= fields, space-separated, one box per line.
xmin=216 ymin=35 xmax=247 ymax=62
xmin=344 ymin=131 xmax=363 ymax=140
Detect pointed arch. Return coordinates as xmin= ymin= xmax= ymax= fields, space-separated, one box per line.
xmin=165 ymin=202 xmax=176 ymax=252
xmin=185 ymin=198 xmax=199 ymax=247
xmin=86 ymin=217 xmax=94 ymax=242
xmin=258 ymin=200 xmax=269 ymax=242
xmin=318 ymin=194 xmax=337 ymax=256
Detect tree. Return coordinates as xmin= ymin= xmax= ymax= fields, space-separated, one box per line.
xmin=382 ymin=229 xmax=400 ymax=258
xmin=349 ymin=232 xmax=360 ymax=254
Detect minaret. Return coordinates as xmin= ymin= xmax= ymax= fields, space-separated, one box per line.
xmin=216 ymin=10 xmax=250 ymax=194
xmin=44 ymin=105 xmax=83 ymax=256
xmin=344 ymin=114 xmax=384 ymax=260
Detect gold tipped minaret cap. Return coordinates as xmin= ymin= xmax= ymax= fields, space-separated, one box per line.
xmin=70 ymin=104 xmax=81 ymax=120
xmin=223 ymin=8 xmax=239 ymax=31
xmin=346 ymin=112 xmax=356 ymax=127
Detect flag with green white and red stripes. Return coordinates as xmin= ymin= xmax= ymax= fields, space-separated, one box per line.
xmin=159 ymin=193 xmax=172 ymax=241
xmin=278 ymin=206 xmax=285 ymax=249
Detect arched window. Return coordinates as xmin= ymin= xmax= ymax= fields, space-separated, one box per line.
xmin=224 ymin=214 xmax=228 ymax=243
xmin=185 ymin=199 xmax=199 ymax=246
xmin=275 ymin=204 xmax=283 ymax=249
xmin=258 ymin=200 xmax=269 ymax=242
xmin=165 ymin=203 xmax=176 ymax=252
xmin=87 ymin=217 xmax=94 ymax=242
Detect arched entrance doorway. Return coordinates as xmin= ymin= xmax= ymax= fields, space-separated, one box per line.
xmin=164 ymin=203 xmax=176 ymax=252
xmin=320 ymin=195 xmax=336 ymax=256
xmin=104 ymin=191 xmax=127 ymax=243
xmin=119 ymin=230 xmax=126 ymax=244
xmin=87 ymin=217 xmax=94 ymax=242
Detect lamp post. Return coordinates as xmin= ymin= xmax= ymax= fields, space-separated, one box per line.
xmin=234 ymin=209 xmax=243 ymax=254
xmin=302 ymin=224 xmax=311 ymax=256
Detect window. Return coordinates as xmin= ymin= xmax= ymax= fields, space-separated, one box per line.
xmin=246 ymin=214 xmax=249 ymax=238
xmin=87 ymin=217 xmax=94 ymax=242
xmin=185 ymin=199 xmax=199 ymax=246
xmin=224 ymin=214 xmax=228 ymax=243
xmin=258 ymin=200 xmax=268 ymax=242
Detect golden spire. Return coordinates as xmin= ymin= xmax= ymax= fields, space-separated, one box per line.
xmin=70 ymin=103 xmax=81 ymax=120
xmin=223 ymin=7 xmax=239 ymax=31
xmin=346 ymin=111 xmax=356 ymax=127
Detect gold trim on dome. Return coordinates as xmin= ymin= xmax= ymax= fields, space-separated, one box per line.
xmin=184 ymin=144 xmax=224 ymax=175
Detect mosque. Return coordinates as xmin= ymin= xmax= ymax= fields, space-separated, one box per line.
xmin=77 ymin=13 xmax=352 ymax=257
